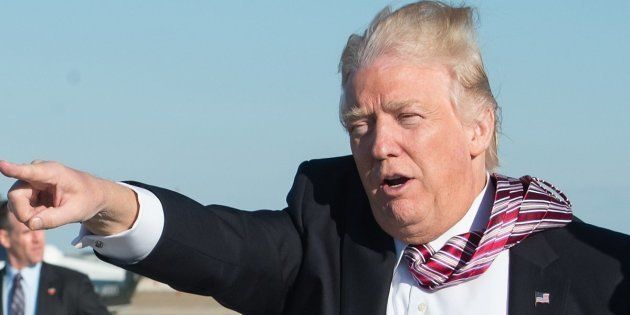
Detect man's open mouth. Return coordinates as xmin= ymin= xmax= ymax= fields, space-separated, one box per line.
xmin=382 ymin=176 xmax=410 ymax=188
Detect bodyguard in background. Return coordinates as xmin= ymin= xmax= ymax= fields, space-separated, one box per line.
xmin=0 ymin=201 xmax=109 ymax=315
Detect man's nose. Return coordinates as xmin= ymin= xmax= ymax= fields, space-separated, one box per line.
xmin=370 ymin=121 xmax=401 ymax=160
xmin=32 ymin=230 xmax=44 ymax=243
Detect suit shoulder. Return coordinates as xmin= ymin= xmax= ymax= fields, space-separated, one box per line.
xmin=286 ymin=155 xmax=364 ymax=226
xmin=545 ymin=220 xmax=630 ymax=264
xmin=296 ymin=155 xmax=358 ymax=184
xmin=298 ymin=155 xmax=356 ymax=173
xmin=290 ymin=155 xmax=360 ymax=195
xmin=43 ymin=263 xmax=91 ymax=281
xmin=566 ymin=220 xmax=630 ymax=248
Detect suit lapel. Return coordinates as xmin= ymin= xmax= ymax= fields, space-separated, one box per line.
xmin=36 ymin=263 xmax=62 ymax=315
xmin=508 ymin=232 xmax=569 ymax=315
xmin=340 ymin=180 xmax=396 ymax=315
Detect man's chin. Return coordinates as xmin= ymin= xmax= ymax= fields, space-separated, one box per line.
xmin=375 ymin=216 xmax=440 ymax=244
xmin=29 ymin=256 xmax=44 ymax=265
xmin=374 ymin=219 xmax=419 ymax=242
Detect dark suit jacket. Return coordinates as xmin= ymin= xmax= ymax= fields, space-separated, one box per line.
xmin=103 ymin=155 xmax=629 ymax=314
xmin=0 ymin=262 xmax=110 ymax=315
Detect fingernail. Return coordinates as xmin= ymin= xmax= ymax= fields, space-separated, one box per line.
xmin=31 ymin=217 xmax=43 ymax=230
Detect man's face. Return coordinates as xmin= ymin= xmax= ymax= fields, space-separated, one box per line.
xmin=346 ymin=56 xmax=478 ymax=244
xmin=0 ymin=213 xmax=45 ymax=268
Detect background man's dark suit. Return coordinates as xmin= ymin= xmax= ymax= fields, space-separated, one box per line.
xmin=0 ymin=262 xmax=109 ymax=315
xmin=98 ymin=156 xmax=630 ymax=314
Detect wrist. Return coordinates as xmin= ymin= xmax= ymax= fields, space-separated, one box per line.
xmin=84 ymin=180 xmax=139 ymax=235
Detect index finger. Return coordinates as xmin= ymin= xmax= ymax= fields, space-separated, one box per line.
xmin=0 ymin=160 xmax=55 ymax=184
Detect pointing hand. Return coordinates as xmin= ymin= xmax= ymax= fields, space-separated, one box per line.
xmin=0 ymin=160 xmax=138 ymax=235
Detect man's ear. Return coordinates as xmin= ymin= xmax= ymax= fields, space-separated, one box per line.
xmin=468 ymin=107 xmax=495 ymax=158
xmin=0 ymin=229 xmax=11 ymax=249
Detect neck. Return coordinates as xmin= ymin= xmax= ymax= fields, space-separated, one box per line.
xmin=453 ymin=170 xmax=488 ymax=228
xmin=471 ymin=159 xmax=489 ymax=195
xmin=431 ymin=166 xmax=489 ymax=242
xmin=7 ymin=256 xmax=31 ymax=270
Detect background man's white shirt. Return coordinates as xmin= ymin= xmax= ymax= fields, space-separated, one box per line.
xmin=2 ymin=263 xmax=41 ymax=315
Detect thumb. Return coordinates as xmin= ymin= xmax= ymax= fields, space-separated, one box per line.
xmin=6 ymin=184 xmax=37 ymax=225
xmin=27 ymin=203 xmax=83 ymax=230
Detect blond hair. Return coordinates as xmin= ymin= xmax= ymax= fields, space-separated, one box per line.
xmin=339 ymin=1 xmax=500 ymax=170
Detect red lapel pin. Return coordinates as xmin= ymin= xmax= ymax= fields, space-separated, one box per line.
xmin=47 ymin=287 xmax=57 ymax=296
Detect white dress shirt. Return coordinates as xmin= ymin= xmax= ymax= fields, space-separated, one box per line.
xmin=2 ymin=263 xmax=41 ymax=315
xmin=75 ymin=177 xmax=510 ymax=314
xmin=386 ymin=176 xmax=510 ymax=315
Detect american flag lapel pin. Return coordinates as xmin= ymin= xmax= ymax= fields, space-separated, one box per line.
xmin=534 ymin=291 xmax=550 ymax=305
xmin=48 ymin=287 xmax=57 ymax=296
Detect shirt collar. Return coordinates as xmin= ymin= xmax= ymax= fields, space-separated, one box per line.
xmin=393 ymin=173 xmax=495 ymax=269
xmin=6 ymin=262 xmax=42 ymax=289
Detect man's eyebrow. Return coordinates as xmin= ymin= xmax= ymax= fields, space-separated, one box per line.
xmin=341 ymin=99 xmax=423 ymax=125
xmin=341 ymin=106 xmax=371 ymax=124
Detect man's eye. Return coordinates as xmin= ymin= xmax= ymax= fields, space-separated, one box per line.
xmin=350 ymin=122 xmax=369 ymax=137
xmin=399 ymin=113 xmax=421 ymax=126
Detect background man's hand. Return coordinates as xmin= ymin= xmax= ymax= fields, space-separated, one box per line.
xmin=0 ymin=160 xmax=138 ymax=235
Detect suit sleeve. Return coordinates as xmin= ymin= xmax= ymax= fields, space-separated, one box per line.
xmin=97 ymin=168 xmax=308 ymax=314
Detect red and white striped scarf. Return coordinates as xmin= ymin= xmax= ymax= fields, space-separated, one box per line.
xmin=404 ymin=174 xmax=573 ymax=291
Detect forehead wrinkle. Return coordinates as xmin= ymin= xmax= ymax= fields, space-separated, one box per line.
xmin=381 ymin=99 xmax=421 ymax=113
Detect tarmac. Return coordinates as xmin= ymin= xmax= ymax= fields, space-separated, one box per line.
xmin=116 ymin=291 xmax=239 ymax=315
xmin=114 ymin=278 xmax=240 ymax=315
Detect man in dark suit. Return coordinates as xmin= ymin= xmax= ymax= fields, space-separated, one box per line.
xmin=0 ymin=1 xmax=628 ymax=314
xmin=0 ymin=201 xmax=109 ymax=315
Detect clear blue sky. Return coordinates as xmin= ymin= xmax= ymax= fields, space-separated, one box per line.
xmin=1 ymin=1 xmax=629 ymax=252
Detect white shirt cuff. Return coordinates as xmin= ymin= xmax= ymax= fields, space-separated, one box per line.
xmin=71 ymin=182 xmax=165 ymax=264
